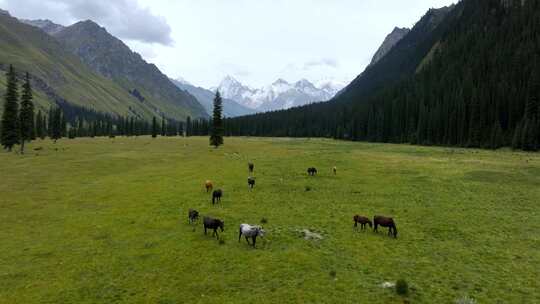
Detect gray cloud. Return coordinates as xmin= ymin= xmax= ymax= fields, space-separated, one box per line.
xmin=1 ymin=0 xmax=173 ymax=45
xmin=303 ymin=58 xmax=339 ymax=70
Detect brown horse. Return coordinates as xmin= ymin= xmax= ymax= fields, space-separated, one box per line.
xmin=248 ymin=163 xmax=254 ymax=173
xmin=203 ymin=216 xmax=224 ymax=239
xmin=205 ymin=180 xmax=213 ymax=193
xmin=353 ymin=215 xmax=372 ymax=230
xmin=373 ymin=215 xmax=398 ymax=238
xmin=212 ymin=189 xmax=223 ymax=204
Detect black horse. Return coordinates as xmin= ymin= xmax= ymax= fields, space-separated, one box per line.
xmin=188 ymin=208 xmax=199 ymax=224
xmin=248 ymin=163 xmax=254 ymax=173
xmin=307 ymin=167 xmax=318 ymax=176
xmin=373 ymin=215 xmax=398 ymax=238
xmin=353 ymin=215 xmax=372 ymax=230
xmin=203 ymin=216 xmax=224 ymax=239
xmin=212 ymin=189 xmax=223 ymax=204
xmin=248 ymin=177 xmax=256 ymax=189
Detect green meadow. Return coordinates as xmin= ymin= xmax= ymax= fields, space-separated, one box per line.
xmin=1 ymin=137 xmax=539 ymax=303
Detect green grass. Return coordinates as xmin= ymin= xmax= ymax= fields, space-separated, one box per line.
xmin=1 ymin=137 xmax=539 ymax=303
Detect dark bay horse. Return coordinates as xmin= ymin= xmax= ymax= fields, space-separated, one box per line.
xmin=248 ymin=177 xmax=256 ymax=189
xmin=353 ymin=215 xmax=372 ymax=230
xmin=203 ymin=216 xmax=224 ymax=239
xmin=248 ymin=163 xmax=254 ymax=173
xmin=373 ymin=215 xmax=398 ymax=238
xmin=307 ymin=167 xmax=318 ymax=176
xmin=188 ymin=209 xmax=199 ymax=224
xmin=212 ymin=189 xmax=223 ymax=204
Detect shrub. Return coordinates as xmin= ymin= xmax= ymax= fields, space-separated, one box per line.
xmin=305 ymin=186 xmax=312 ymax=192
xmin=329 ymin=270 xmax=337 ymax=278
xmin=395 ymin=279 xmax=409 ymax=296
xmin=260 ymin=218 xmax=268 ymax=224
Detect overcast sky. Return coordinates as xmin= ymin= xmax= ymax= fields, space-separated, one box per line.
xmin=0 ymin=0 xmax=456 ymax=88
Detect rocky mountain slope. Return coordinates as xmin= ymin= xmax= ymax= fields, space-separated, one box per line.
xmin=51 ymin=20 xmax=207 ymax=120
xmin=0 ymin=11 xmax=158 ymax=119
xmin=370 ymin=27 xmax=410 ymax=65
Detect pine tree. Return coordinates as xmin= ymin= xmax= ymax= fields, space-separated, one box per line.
xmin=152 ymin=116 xmax=158 ymax=138
xmin=210 ymin=91 xmax=224 ymax=148
xmin=161 ymin=117 xmax=166 ymax=137
xmin=19 ymin=72 xmax=34 ymax=154
xmin=1 ymin=65 xmax=20 ymax=151
xmin=36 ymin=110 xmax=44 ymax=139
xmin=186 ymin=116 xmax=192 ymax=137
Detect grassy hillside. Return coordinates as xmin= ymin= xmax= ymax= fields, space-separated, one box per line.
xmin=1 ymin=137 xmax=538 ymax=303
xmin=0 ymin=13 xmax=157 ymax=119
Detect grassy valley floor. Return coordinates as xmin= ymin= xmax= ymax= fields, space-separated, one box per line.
xmin=0 ymin=137 xmax=539 ymax=303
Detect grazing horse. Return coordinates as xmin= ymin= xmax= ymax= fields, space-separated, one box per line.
xmin=248 ymin=163 xmax=254 ymax=173
xmin=212 ymin=189 xmax=223 ymax=204
xmin=238 ymin=224 xmax=265 ymax=247
xmin=248 ymin=177 xmax=256 ymax=189
xmin=373 ymin=215 xmax=398 ymax=238
xmin=203 ymin=216 xmax=224 ymax=239
xmin=188 ymin=208 xmax=199 ymax=224
xmin=205 ymin=180 xmax=213 ymax=193
xmin=333 ymin=166 xmax=337 ymax=175
xmin=353 ymin=215 xmax=372 ymax=230
xmin=307 ymin=167 xmax=318 ymax=176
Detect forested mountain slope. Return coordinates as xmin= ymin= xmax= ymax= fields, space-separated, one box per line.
xmin=225 ymin=0 xmax=540 ymax=151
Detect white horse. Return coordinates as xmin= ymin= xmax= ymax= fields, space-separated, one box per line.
xmin=238 ymin=224 xmax=265 ymax=247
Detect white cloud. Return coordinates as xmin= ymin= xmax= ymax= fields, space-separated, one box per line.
xmin=0 ymin=0 xmax=173 ymax=45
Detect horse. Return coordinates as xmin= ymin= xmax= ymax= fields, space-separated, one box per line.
xmin=203 ymin=216 xmax=224 ymax=239
xmin=205 ymin=180 xmax=213 ymax=193
xmin=248 ymin=163 xmax=254 ymax=173
xmin=353 ymin=215 xmax=372 ymax=230
xmin=333 ymin=166 xmax=337 ymax=175
xmin=188 ymin=208 xmax=199 ymax=224
xmin=238 ymin=224 xmax=265 ymax=247
xmin=373 ymin=215 xmax=398 ymax=238
xmin=308 ymin=167 xmax=318 ymax=176
xmin=212 ymin=189 xmax=223 ymax=204
xmin=248 ymin=177 xmax=256 ymax=189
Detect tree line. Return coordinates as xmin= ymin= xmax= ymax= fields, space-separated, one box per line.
xmin=1 ymin=65 xmax=218 ymax=153
xmin=224 ymin=0 xmax=540 ymax=151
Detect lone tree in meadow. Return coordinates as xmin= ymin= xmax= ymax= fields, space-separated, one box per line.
xmin=1 ymin=65 xmax=20 ymax=151
xmin=209 ymin=90 xmax=224 ymax=148
xmin=152 ymin=116 xmax=158 ymax=138
xmin=19 ymin=72 xmax=35 ymax=154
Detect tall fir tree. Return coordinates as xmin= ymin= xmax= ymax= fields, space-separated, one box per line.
xmin=35 ymin=110 xmax=44 ymax=139
xmin=186 ymin=116 xmax=192 ymax=137
xmin=1 ymin=65 xmax=20 ymax=151
xmin=161 ymin=117 xmax=166 ymax=137
xmin=19 ymin=72 xmax=34 ymax=154
xmin=152 ymin=116 xmax=158 ymax=138
xmin=210 ymin=91 xmax=224 ymax=148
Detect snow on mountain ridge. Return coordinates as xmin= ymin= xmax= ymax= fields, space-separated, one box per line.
xmin=214 ymin=76 xmax=345 ymax=112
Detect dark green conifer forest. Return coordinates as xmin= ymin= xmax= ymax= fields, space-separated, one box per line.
xmin=224 ymin=0 xmax=540 ymax=151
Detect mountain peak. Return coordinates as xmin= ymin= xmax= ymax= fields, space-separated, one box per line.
xmin=369 ymin=26 xmax=410 ymax=66
xmin=294 ymin=78 xmax=315 ymax=88
xmin=20 ymin=18 xmax=65 ymax=35
xmin=273 ymin=78 xmax=289 ymax=86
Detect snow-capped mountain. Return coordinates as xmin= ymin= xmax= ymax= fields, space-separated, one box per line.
xmin=213 ymin=76 xmax=345 ymax=112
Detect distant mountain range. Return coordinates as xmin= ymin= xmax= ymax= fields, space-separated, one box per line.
xmin=211 ymin=76 xmax=345 ymax=112
xmin=171 ymin=78 xmax=254 ymax=118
